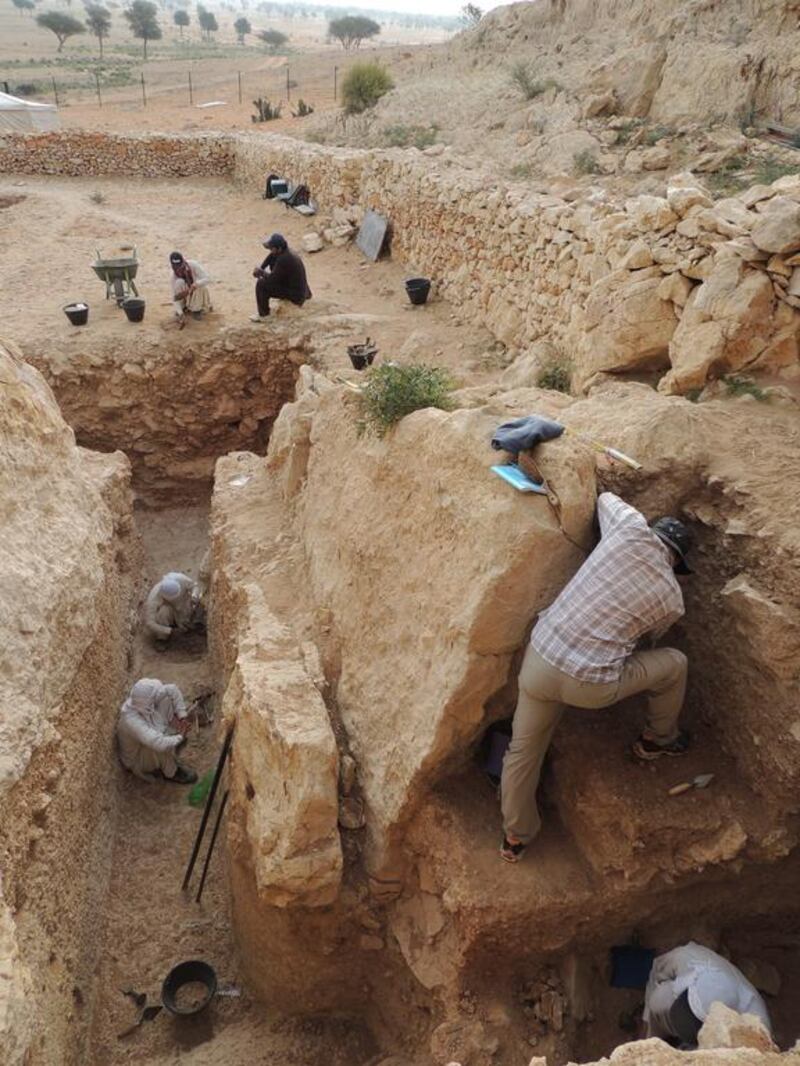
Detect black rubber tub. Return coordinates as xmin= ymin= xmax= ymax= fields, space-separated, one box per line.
xmin=122 ymin=297 xmax=146 ymax=323
xmin=64 ymin=302 xmax=89 ymax=326
xmin=405 ymin=277 xmax=431 ymax=306
xmin=161 ymin=959 xmax=217 ymax=1016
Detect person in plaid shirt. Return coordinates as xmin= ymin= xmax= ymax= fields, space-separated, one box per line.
xmin=500 ymin=492 xmax=694 ymax=863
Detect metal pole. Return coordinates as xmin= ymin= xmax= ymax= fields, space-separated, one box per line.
xmin=188 ymin=69 xmax=193 ymax=105
xmin=334 ymin=65 xmax=337 ymax=101
xmin=2 ymin=81 xmax=9 ymax=95
xmin=286 ymin=63 xmax=290 ymax=101
xmin=238 ymin=70 xmax=242 ymax=104
xmin=195 ymin=790 xmax=229 ymax=904
xmin=95 ymin=71 xmax=102 ymax=107
xmin=51 ymin=77 xmax=59 ymax=106
xmin=182 ymin=725 xmax=234 ymax=891
xmin=141 ymin=72 xmax=146 ymax=107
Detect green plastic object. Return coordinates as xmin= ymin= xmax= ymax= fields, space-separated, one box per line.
xmin=188 ymin=769 xmax=215 ymax=809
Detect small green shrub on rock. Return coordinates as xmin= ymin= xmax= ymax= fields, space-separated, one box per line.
xmin=342 ymin=62 xmax=393 ymax=114
xmin=358 ymin=363 xmax=454 ymax=436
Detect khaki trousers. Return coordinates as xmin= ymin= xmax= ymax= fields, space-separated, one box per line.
xmin=500 ymin=644 xmax=687 ymax=845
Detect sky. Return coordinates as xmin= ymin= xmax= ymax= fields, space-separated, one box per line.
xmin=303 ymin=0 xmax=509 ymax=19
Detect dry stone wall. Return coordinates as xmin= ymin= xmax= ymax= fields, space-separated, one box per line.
xmin=0 ymin=130 xmax=233 ymax=177
xmin=3 ymin=130 xmax=799 ymax=393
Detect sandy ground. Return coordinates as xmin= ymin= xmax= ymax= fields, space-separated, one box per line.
xmin=86 ymin=501 xmax=377 ymax=1065
xmin=0 ymin=173 xmax=501 ymax=382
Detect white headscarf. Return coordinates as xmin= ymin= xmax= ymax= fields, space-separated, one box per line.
xmin=123 ymin=678 xmax=166 ymax=730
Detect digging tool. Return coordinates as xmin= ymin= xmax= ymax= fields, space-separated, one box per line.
xmin=667 ymin=773 xmax=715 ymax=796
xmin=182 ymin=725 xmax=234 ymax=892
xmin=195 ymin=789 xmax=229 ymax=904
xmin=561 ymin=427 xmax=642 ymax=471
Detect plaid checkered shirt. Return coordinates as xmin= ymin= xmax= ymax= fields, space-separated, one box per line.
xmin=532 ymin=493 xmax=684 ymax=683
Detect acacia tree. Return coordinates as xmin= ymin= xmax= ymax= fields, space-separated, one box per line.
xmin=123 ymin=0 xmax=161 ymax=57
xmin=460 ymin=3 xmax=483 ymax=26
xmin=196 ymin=4 xmax=218 ymax=39
xmin=12 ymin=0 xmax=37 ymax=16
xmin=84 ymin=2 xmax=111 ymax=55
xmin=173 ymin=7 xmax=189 ymax=35
xmin=328 ymin=15 xmax=380 ymax=50
xmin=233 ymin=14 xmax=250 ymax=42
xmin=258 ymin=27 xmax=286 ymax=51
xmin=36 ymin=10 xmax=86 ymax=50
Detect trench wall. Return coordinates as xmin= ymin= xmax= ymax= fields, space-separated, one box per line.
xmin=2 ymin=130 xmax=800 ymax=393
xmin=26 ymin=325 xmax=309 ymax=501
xmin=0 ymin=341 xmax=140 ymax=1066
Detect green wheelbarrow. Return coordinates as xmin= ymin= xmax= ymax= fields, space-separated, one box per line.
xmin=92 ymin=245 xmax=140 ymax=305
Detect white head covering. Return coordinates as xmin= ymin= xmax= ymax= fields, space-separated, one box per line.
xmin=160 ymin=576 xmax=182 ymax=601
xmin=122 ymin=678 xmax=162 ymax=724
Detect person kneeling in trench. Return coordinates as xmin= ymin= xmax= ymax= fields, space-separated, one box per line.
xmin=117 ymin=678 xmax=197 ymax=784
xmin=170 ymin=251 xmax=212 ymax=329
xmin=500 ymin=492 xmax=693 ymax=863
xmin=144 ymin=571 xmax=205 ymax=648
xmin=250 ymin=233 xmax=311 ymax=322
xmin=644 ymin=942 xmax=772 ymax=1047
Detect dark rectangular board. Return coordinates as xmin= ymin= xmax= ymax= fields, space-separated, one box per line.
xmin=356 ymin=209 xmax=389 ymax=262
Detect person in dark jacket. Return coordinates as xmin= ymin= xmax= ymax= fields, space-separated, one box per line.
xmin=250 ymin=233 xmax=312 ymax=322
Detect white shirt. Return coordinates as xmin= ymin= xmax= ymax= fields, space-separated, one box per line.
xmin=170 ymin=259 xmax=210 ymax=297
xmin=644 ymin=942 xmax=772 ymax=1038
xmin=117 ymin=679 xmax=187 ymax=777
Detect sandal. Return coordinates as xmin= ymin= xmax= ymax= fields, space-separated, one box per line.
xmin=500 ymin=835 xmax=527 ymax=863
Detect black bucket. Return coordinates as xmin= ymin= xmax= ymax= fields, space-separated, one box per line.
xmin=405 ymin=277 xmax=431 ymax=306
xmin=64 ymin=302 xmax=89 ymax=326
xmin=122 ymin=298 xmax=145 ymax=323
xmin=348 ymin=345 xmax=377 ymax=371
xmin=161 ymin=959 xmax=217 ymax=1017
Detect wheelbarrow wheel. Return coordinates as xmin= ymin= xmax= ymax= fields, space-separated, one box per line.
xmin=113 ymin=278 xmax=125 ymax=304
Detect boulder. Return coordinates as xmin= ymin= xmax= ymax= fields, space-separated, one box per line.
xmin=278 ymin=390 xmax=595 ymax=873
xmin=572 ymin=267 xmax=677 ymax=387
xmin=581 ymin=91 xmax=616 ymax=119
xmin=661 ymin=257 xmax=776 ymax=393
xmin=625 ymin=195 xmax=678 ymax=232
xmin=641 ymin=145 xmax=671 ymax=171
xmin=302 ymin=232 xmax=324 ymax=253
xmin=751 ymin=196 xmax=800 ymax=254
xmin=698 ymin=1002 xmax=777 ymax=1052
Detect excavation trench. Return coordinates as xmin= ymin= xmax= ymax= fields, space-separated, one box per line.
xmin=15 ymin=336 xmax=800 ymax=1066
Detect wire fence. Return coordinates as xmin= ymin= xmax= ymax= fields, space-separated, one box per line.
xmin=3 ymin=63 xmax=347 ymax=115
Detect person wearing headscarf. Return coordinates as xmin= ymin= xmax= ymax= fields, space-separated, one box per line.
xmin=250 ymin=233 xmax=312 ymax=322
xmin=644 ymin=942 xmax=772 ymax=1047
xmin=144 ymin=571 xmax=204 ymax=645
xmin=170 ymin=251 xmax=212 ymax=328
xmin=117 ymin=679 xmax=197 ymax=783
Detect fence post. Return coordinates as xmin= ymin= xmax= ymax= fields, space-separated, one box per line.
xmin=286 ymin=64 xmax=290 ymax=102
xmin=95 ymin=71 xmax=102 ymax=108
xmin=188 ymin=70 xmax=193 ymax=105
xmin=238 ymin=70 xmax=242 ymax=105
xmin=51 ymin=76 xmax=59 ymax=106
xmin=334 ymin=65 xmax=337 ymax=101
xmin=141 ymin=72 xmax=146 ymax=107
xmin=2 ymin=80 xmax=9 ymax=95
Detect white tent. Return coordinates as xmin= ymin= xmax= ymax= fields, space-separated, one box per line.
xmin=0 ymin=92 xmax=60 ymax=133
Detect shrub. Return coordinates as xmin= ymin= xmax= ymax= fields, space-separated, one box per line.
xmin=251 ymin=97 xmax=281 ymax=122
xmin=707 ymin=154 xmax=749 ymax=197
xmin=536 ymin=362 xmax=571 ymax=394
xmin=292 ymin=98 xmax=314 ymax=117
xmin=615 ymin=118 xmax=643 ymax=145
xmin=510 ymin=61 xmax=545 ymax=101
xmin=383 ymin=123 xmax=437 ymax=149
xmin=341 ymin=62 xmax=393 ymax=114
xmin=13 ymin=82 xmax=40 ymax=96
xmin=643 ymin=124 xmax=673 ymax=146
xmin=753 ymin=155 xmax=798 ymax=185
xmin=723 ymin=374 xmax=768 ymax=401
xmin=358 ymin=363 xmax=454 ymax=436
xmin=510 ymin=162 xmax=534 ymax=179
xmin=573 ymin=149 xmax=601 ymax=175
xmin=89 ymin=190 xmax=106 ymax=204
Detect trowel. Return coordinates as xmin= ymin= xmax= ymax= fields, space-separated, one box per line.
xmin=667 ymin=773 xmax=715 ymax=796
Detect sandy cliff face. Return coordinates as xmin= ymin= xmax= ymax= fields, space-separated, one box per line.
xmin=0 ymin=340 xmax=138 ymax=1066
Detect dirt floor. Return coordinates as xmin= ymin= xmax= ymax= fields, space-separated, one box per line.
xmin=0 ymin=172 xmax=501 ymax=381
xmin=86 ymin=500 xmax=376 ymax=1065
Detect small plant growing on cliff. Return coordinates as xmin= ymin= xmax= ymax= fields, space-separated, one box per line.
xmin=536 ymin=361 xmax=572 ymax=394
xmin=509 ymin=61 xmax=546 ymax=101
xmin=341 ymin=62 xmax=393 ymax=115
xmin=357 ymin=363 xmax=454 ymax=436
xmin=573 ymin=149 xmax=601 ymax=176
xmin=753 ymin=155 xmax=799 ymax=185
xmin=383 ymin=123 xmax=437 ymax=149
xmin=723 ymin=374 xmax=768 ymax=401
xmin=89 ymin=190 xmax=106 ymax=204
xmin=251 ymin=97 xmax=281 ymax=122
